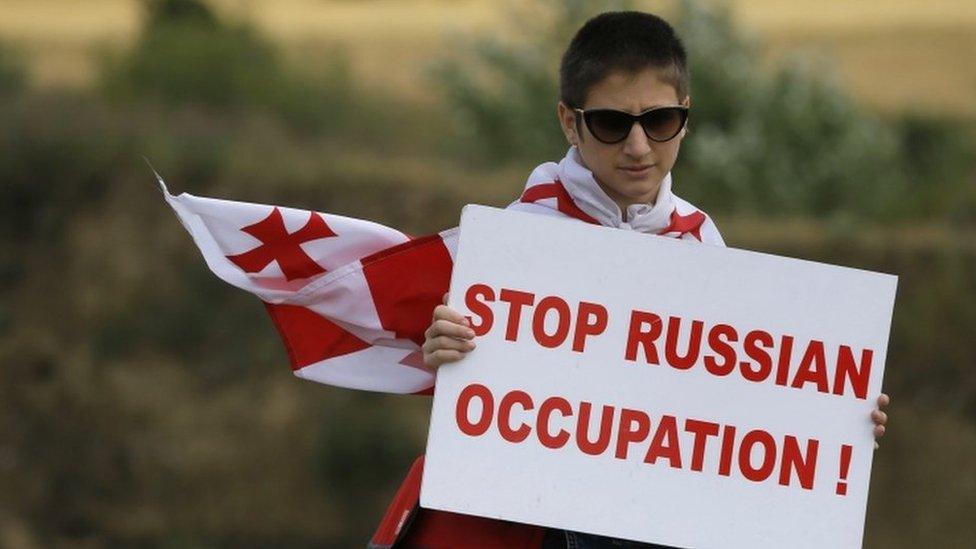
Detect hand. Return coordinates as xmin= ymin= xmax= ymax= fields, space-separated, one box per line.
xmin=871 ymin=393 xmax=890 ymax=450
xmin=422 ymin=293 xmax=476 ymax=371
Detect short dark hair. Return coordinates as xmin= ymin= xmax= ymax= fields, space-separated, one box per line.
xmin=560 ymin=11 xmax=689 ymax=108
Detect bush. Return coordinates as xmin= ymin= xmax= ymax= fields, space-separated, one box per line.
xmin=101 ymin=0 xmax=356 ymax=135
xmin=434 ymin=0 xmax=974 ymax=223
xmin=0 ymin=41 xmax=26 ymax=96
xmin=673 ymin=1 xmax=906 ymax=218
xmin=433 ymin=0 xmax=633 ymax=163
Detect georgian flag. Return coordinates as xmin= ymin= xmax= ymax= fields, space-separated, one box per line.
xmin=160 ymin=174 xmax=455 ymax=395
xmin=158 ymin=156 xmax=714 ymax=396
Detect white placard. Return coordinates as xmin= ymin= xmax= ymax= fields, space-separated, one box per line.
xmin=422 ymin=205 xmax=896 ymax=548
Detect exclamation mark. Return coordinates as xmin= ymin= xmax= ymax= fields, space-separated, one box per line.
xmin=836 ymin=444 xmax=853 ymax=496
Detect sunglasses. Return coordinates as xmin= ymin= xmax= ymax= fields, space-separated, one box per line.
xmin=574 ymin=105 xmax=689 ymax=144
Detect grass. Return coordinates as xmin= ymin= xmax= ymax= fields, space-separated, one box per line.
xmin=759 ymin=25 xmax=976 ymax=116
xmin=0 ymin=0 xmax=973 ymax=114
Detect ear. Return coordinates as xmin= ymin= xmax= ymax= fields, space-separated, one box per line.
xmin=680 ymin=95 xmax=691 ymax=137
xmin=557 ymin=102 xmax=580 ymax=146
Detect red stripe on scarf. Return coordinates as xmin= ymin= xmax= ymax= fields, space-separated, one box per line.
xmin=520 ymin=180 xmax=600 ymax=225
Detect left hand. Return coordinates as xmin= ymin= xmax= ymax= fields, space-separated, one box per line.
xmin=871 ymin=393 xmax=890 ymax=450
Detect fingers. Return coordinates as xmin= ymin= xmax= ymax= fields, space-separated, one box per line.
xmin=423 ymin=349 xmax=464 ymax=369
xmin=422 ymin=336 xmax=476 ymax=369
xmin=871 ymin=397 xmax=889 ymax=447
xmin=432 ymin=304 xmax=469 ymax=326
xmin=422 ymin=335 xmax=476 ymax=355
xmin=872 ymin=393 xmax=890 ymax=449
xmin=425 ymin=318 xmax=475 ymax=341
xmin=871 ymin=407 xmax=887 ymax=448
xmin=871 ymin=409 xmax=888 ymax=426
xmin=442 ymin=292 xmax=449 ymax=306
xmin=423 ymin=303 xmax=477 ymax=370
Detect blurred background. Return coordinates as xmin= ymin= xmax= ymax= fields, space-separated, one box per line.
xmin=1 ymin=0 xmax=973 ymax=547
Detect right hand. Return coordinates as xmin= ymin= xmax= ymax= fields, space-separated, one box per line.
xmin=422 ymin=294 xmax=477 ymax=371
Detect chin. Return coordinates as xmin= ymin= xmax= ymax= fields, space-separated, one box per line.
xmin=620 ymin=181 xmax=661 ymax=203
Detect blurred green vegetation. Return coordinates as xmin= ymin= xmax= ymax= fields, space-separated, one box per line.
xmin=101 ymin=0 xmax=353 ymax=135
xmin=437 ymin=0 xmax=975 ymax=223
xmin=1 ymin=0 xmax=974 ymax=547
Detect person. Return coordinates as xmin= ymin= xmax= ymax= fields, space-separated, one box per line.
xmin=383 ymin=10 xmax=889 ymax=549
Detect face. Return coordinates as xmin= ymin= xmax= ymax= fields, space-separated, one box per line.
xmin=558 ymin=68 xmax=689 ymax=211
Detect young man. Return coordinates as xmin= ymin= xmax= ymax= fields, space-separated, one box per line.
xmin=400 ymin=11 xmax=888 ymax=548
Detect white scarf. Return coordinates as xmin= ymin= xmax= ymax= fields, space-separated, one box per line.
xmin=510 ymin=147 xmax=722 ymax=245
xmin=558 ymin=146 xmax=675 ymax=231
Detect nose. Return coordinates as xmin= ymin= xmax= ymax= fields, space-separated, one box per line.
xmin=621 ymin=120 xmax=652 ymax=157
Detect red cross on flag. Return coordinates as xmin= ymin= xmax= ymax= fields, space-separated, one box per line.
xmin=225 ymin=207 xmax=336 ymax=282
xmin=160 ymin=176 xmax=455 ymax=395
xmin=159 ymin=163 xmax=716 ymax=397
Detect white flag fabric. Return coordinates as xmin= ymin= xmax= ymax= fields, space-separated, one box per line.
xmin=159 ymin=149 xmax=718 ymax=396
xmin=160 ymin=175 xmax=456 ymax=395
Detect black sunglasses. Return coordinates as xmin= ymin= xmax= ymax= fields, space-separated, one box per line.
xmin=574 ymin=106 xmax=689 ymax=144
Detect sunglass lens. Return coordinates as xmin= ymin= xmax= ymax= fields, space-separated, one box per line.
xmin=586 ymin=110 xmax=634 ymax=144
xmin=641 ymin=108 xmax=685 ymax=141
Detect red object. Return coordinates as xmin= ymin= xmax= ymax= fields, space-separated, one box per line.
xmin=226 ymin=207 xmax=336 ymax=281
xmin=362 ymin=233 xmax=455 ymax=346
xmin=369 ymin=455 xmax=547 ymax=549
xmin=658 ymin=209 xmax=706 ymax=241
xmin=836 ymin=444 xmax=853 ymax=495
xmin=519 ymin=180 xmax=601 ymax=225
xmin=263 ymin=303 xmax=370 ymax=370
